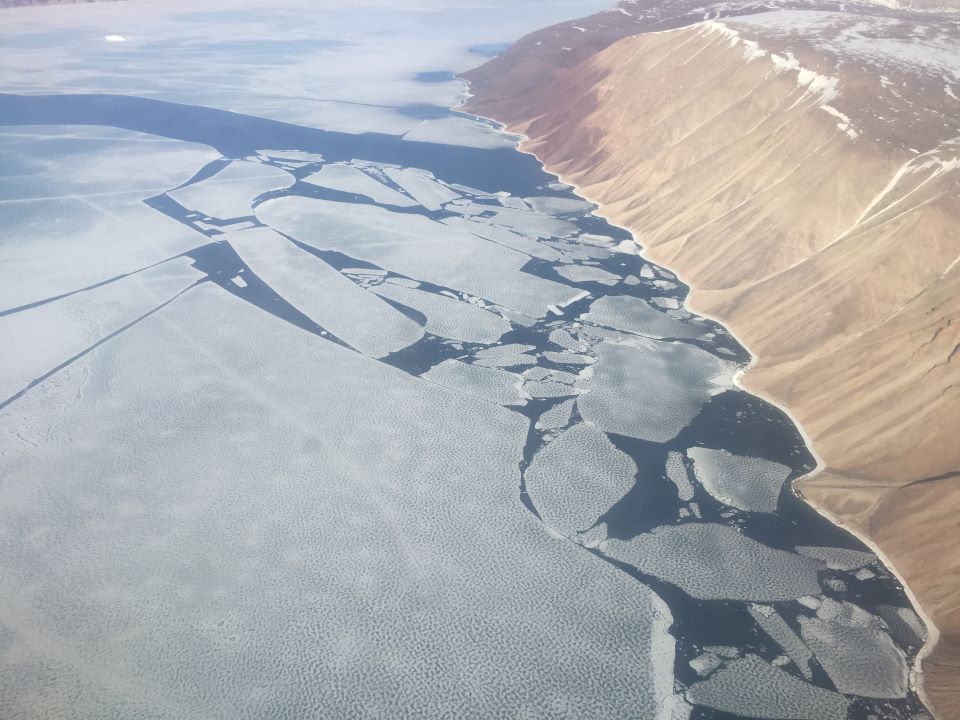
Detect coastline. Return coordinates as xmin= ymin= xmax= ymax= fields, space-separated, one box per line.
xmin=454 ymin=83 xmax=941 ymax=717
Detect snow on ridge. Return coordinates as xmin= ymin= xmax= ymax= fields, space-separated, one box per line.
xmin=702 ymin=21 xmax=855 ymax=138
xmin=701 ymin=20 xmax=768 ymax=60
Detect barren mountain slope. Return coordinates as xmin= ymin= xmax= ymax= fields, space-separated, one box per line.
xmin=463 ymin=2 xmax=960 ymax=716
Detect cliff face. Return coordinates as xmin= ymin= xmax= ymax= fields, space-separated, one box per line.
xmin=463 ymin=3 xmax=960 ymax=716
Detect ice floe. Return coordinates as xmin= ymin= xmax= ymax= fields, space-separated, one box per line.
xmin=603 ymin=524 xmax=825 ymax=601
xmin=168 ymin=159 xmax=293 ymax=220
xmin=373 ymin=280 xmax=511 ymax=345
xmin=578 ymin=340 xmax=729 ymax=443
xmin=525 ymin=423 xmax=636 ymax=537
xmin=303 ymin=163 xmax=417 ymax=207
xmin=582 ymin=295 xmax=702 ymax=339
xmin=421 ymin=359 xmax=523 ymax=406
xmin=227 ymin=227 xmax=423 ymax=358
xmin=687 ymin=655 xmax=848 ymax=720
xmin=687 ymin=447 xmax=792 ymax=513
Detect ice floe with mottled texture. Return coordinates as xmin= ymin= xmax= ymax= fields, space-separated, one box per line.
xmin=256 ymin=197 xmax=573 ymax=317
xmin=748 ymin=604 xmax=814 ymax=680
xmin=795 ymin=544 xmax=875 ymax=570
xmin=525 ymin=423 xmax=636 ymax=537
xmin=440 ymin=216 xmax=562 ymax=261
xmin=383 ymin=167 xmax=459 ymax=211
xmin=535 ymin=399 xmax=576 ymax=431
xmin=542 ymin=351 xmax=594 ymax=365
xmin=523 ymin=381 xmax=580 ymax=399
xmin=688 ymin=447 xmax=792 ymax=513
xmin=582 ymin=295 xmax=702 ymax=339
xmin=421 ymin=359 xmax=522 ymax=406
xmin=0 ymin=130 xmax=214 ymax=309
xmin=373 ymin=281 xmax=510 ymax=345
xmin=524 ymin=196 xmax=593 ymax=215
xmin=257 ymin=149 xmax=325 ymax=164
xmin=578 ymin=340 xmax=729 ymax=443
xmin=448 ymin=203 xmax=579 ymax=239
xmin=687 ymin=655 xmax=848 ymax=720
xmin=665 ymin=451 xmax=695 ymax=502
xmin=689 ymin=652 xmax=721 ymax=676
xmin=556 ymin=265 xmax=621 ymax=286
xmin=876 ymin=604 xmax=926 ymax=647
xmin=168 ymin=159 xmax=293 ymax=219
xmin=603 ymin=524 xmax=825 ymax=601
xmin=473 ymin=344 xmax=537 ymax=368
xmin=546 ymin=239 xmax=611 ymax=261
xmin=402 ymin=116 xmax=514 ymax=149
xmin=799 ymin=613 xmax=909 ymax=698
xmin=549 ymin=328 xmax=588 ymax=352
xmin=302 ymin=163 xmax=417 ymax=207
xmin=228 ymin=227 xmax=423 ymax=357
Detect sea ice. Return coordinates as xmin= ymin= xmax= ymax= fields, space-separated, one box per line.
xmin=302 ymin=163 xmax=417 ymax=207
xmin=689 ymin=652 xmax=721 ymax=676
xmin=665 ymin=451 xmax=695 ymax=502
xmin=535 ymin=398 xmax=576 ymax=431
xmin=556 ymin=265 xmax=621 ymax=286
xmin=577 ymin=339 xmax=728 ymax=443
xmin=168 ymin=159 xmax=293 ymax=220
xmin=473 ymin=344 xmax=537 ymax=368
xmin=227 ymin=227 xmax=423 ymax=358
xmin=603 ymin=524 xmax=825 ymax=601
xmin=747 ymin=604 xmax=815 ymax=680
xmin=0 ymin=284 xmax=677 ymax=718
xmin=382 ymin=167 xmax=459 ymax=211
xmin=582 ymin=295 xmax=702 ymax=339
xmin=256 ymin=197 xmax=573 ymax=317
xmin=421 ymin=359 xmax=523 ymax=406
xmin=374 ymin=280 xmax=511 ymax=345
xmin=524 ymin=196 xmax=593 ymax=215
xmin=799 ymin=615 xmax=909 ymax=698
xmin=525 ymin=423 xmax=636 ymax=537
xmin=542 ymin=351 xmax=594 ymax=365
xmin=440 ymin=216 xmax=563 ymax=261
xmin=687 ymin=655 xmax=848 ymax=720
xmin=0 ymin=257 xmax=200 ymax=404
xmin=795 ymin=545 xmax=876 ymax=570
xmin=687 ymin=447 xmax=792 ymax=513
xmin=876 ymin=605 xmax=926 ymax=647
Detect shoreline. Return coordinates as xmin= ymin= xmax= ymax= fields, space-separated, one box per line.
xmin=453 ymin=83 xmax=941 ymax=717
